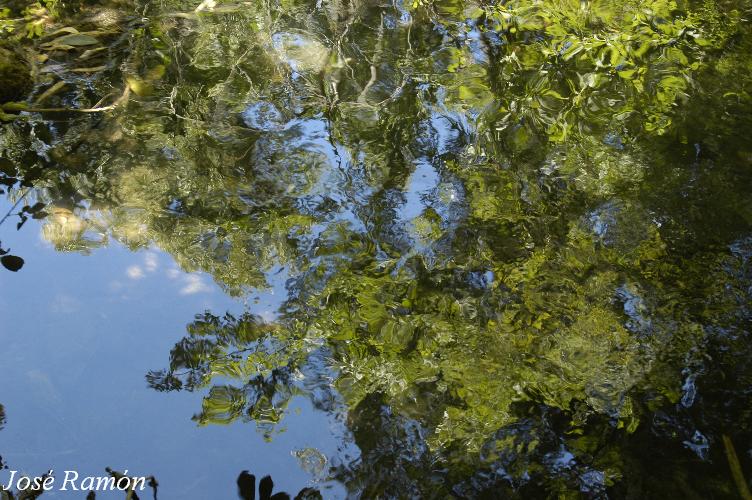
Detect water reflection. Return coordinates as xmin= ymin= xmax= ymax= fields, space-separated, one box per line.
xmin=2 ymin=0 xmax=752 ymax=496
xmin=0 ymin=218 xmax=348 ymax=497
xmin=237 ymin=471 xmax=321 ymax=500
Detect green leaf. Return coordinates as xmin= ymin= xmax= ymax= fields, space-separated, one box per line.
xmin=51 ymin=33 xmax=99 ymax=46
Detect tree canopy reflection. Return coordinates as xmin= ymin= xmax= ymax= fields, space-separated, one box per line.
xmin=2 ymin=0 xmax=752 ymax=496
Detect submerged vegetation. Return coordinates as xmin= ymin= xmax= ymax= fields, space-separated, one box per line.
xmin=2 ymin=0 xmax=752 ymax=497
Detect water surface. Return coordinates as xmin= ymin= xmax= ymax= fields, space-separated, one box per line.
xmin=2 ymin=0 xmax=752 ymax=497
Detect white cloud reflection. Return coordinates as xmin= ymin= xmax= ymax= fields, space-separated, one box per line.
xmin=179 ymin=274 xmax=212 ymax=295
xmin=126 ymin=265 xmax=144 ymax=279
xmin=144 ymin=252 xmax=158 ymax=272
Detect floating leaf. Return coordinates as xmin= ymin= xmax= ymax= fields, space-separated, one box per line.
xmin=1 ymin=102 xmax=28 ymax=112
xmin=126 ymin=76 xmax=152 ymax=96
xmin=43 ymin=26 xmax=80 ymax=38
xmin=72 ymin=65 xmax=107 ymax=73
xmin=41 ymin=44 xmax=76 ymax=52
xmin=50 ymin=33 xmax=99 ymax=46
xmin=79 ymin=47 xmax=107 ymax=60
xmin=35 ymin=80 xmax=67 ymax=105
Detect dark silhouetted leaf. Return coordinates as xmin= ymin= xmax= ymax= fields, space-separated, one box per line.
xmin=1 ymin=255 xmax=24 ymax=272
xmin=259 ymin=476 xmax=274 ymax=500
xmin=237 ymin=471 xmax=256 ymax=500
xmin=294 ymin=488 xmax=322 ymax=500
xmin=26 ymin=202 xmax=46 ymax=213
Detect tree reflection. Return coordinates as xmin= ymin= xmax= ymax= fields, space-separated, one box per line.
xmin=2 ymin=0 xmax=752 ymax=496
xmin=146 ymin=311 xmax=307 ymax=431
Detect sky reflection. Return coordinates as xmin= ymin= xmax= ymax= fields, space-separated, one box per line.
xmin=0 ymin=200 xmax=348 ymax=498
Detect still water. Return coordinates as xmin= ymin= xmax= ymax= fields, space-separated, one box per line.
xmin=0 ymin=209 xmax=351 ymax=497
xmin=2 ymin=0 xmax=752 ymax=497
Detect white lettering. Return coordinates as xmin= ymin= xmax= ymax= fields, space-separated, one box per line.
xmin=131 ymin=476 xmax=146 ymax=491
xmin=95 ymin=476 xmax=116 ymax=490
xmin=16 ymin=476 xmax=30 ymax=491
xmin=42 ymin=474 xmax=55 ymax=491
xmin=61 ymin=471 xmax=79 ymax=491
xmin=116 ymin=476 xmax=130 ymax=491
xmin=1 ymin=470 xmax=17 ymax=491
xmin=81 ymin=476 xmax=95 ymax=490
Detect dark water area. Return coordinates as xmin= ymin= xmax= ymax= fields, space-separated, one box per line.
xmin=1 ymin=0 xmax=752 ymax=497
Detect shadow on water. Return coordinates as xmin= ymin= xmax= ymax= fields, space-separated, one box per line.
xmin=2 ymin=0 xmax=752 ymax=497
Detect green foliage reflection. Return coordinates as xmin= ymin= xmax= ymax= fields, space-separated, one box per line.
xmin=3 ymin=0 xmax=752 ymax=496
